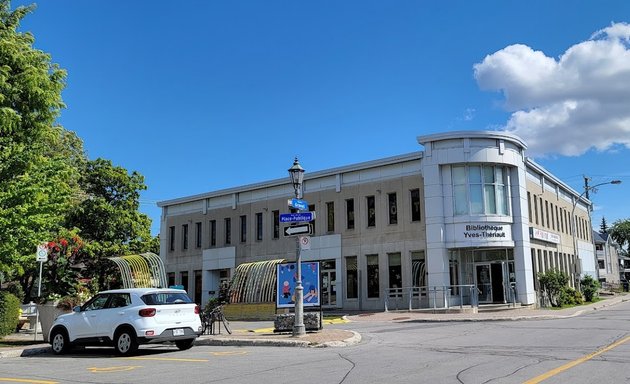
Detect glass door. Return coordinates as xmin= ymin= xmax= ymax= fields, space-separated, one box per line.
xmin=475 ymin=264 xmax=492 ymax=303
xmin=320 ymin=269 xmax=337 ymax=306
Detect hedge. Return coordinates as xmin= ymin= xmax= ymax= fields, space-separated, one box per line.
xmin=0 ymin=291 xmax=20 ymax=337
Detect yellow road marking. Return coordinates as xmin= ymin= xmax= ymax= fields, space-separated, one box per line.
xmin=209 ymin=351 xmax=248 ymax=356
xmin=524 ymin=334 xmax=630 ymax=384
xmin=87 ymin=366 xmax=141 ymax=373
xmin=0 ymin=379 xmax=58 ymax=384
xmin=124 ymin=357 xmax=208 ymax=362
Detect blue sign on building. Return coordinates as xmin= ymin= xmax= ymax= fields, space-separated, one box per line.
xmin=279 ymin=212 xmax=316 ymax=223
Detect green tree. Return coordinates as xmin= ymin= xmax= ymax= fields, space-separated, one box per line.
xmin=0 ymin=1 xmax=76 ymax=281
xmin=66 ymin=158 xmax=154 ymax=289
xmin=580 ymin=275 xmax=600 ymax=302
xmin=610 ymin=219 xmax=630 ymax=255
xmin=600 ymin=217 xmax=608 ymax=234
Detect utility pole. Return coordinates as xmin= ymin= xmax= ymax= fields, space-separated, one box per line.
xmin=584 ymin=175 xmax=591 ymax=200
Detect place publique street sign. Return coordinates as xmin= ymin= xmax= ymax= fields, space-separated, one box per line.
xmin=279 ymin=212 xmax=316 ymax=223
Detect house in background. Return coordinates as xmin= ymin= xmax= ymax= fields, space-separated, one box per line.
xmin=592 ymin=231 xmax=621 ymax=285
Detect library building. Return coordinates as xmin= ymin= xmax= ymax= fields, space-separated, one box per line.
xmin=158 ymin=131 xmax=594 ymax=312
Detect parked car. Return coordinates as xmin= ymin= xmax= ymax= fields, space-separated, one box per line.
xmin=49 ymin=288 xmax=202 ymax=355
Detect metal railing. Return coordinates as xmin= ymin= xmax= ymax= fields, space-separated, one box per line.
xmin=384 ymin=285 xmax=478 ymax=311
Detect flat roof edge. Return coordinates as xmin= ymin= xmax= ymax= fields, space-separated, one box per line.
xmin=417 ymin=130 xmax=528 ymax=150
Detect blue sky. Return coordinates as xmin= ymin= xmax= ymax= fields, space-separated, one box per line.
xmin=14 ymin=1 xmax=630 ymax=235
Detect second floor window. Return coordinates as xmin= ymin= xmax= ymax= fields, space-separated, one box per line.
xmin=411 ymin=189 xmax=421 ymax=222
xmin=195 ymin=222 xmax=202 ymax=248
xmin=240 ymin=215 xmax=247 ymax=243
xmin=367 ymin=195 xmax=376 ymax=227
xmin=273 ymin=210 xmax=280 ymax=239
xmin=346 ymin=199 xmax=355 ymax=229
xmin=388 ymin=193 xmax=397 ymax=225
xmin=452 ymin=165 xmax=509 ymax=216
xmin=256 ymin=212 xmax=263 ymax=241
xmin=225 ymin=218 xmax=231 ymax=245
xmin=327 ymin=202 xmax=335 ymax=232
xmin=210 ymin=220 xmax=216 ymax=247
xmin=169 ymin=226 xmax=175 ymax=251
xmin=182 ymin=224 xmax=188 ymax=250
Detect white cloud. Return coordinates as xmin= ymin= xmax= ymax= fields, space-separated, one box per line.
xmin=474 ymin=22 xmax=630 ymax=157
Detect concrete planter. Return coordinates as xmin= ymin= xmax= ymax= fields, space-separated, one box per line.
xmin=274 ymin=312 xmax=321 ymax=332
xmin=36 ymin=303 xmax=69 ymax=342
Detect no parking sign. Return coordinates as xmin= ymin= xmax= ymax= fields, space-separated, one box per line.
xmin=299 ymin=236 xmax=311 ymax=250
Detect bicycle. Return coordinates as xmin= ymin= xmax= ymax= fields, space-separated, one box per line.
xmin=200 ymin=304 xmax=231 ymax=335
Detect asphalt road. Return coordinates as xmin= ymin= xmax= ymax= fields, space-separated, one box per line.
xmin=1 ymin=300 xmax=630 ymax=384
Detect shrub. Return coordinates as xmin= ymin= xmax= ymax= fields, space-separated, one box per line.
xmin=581 ymin=275 xmax=601 ymax=302
xmin=5 ymin=282 xmax=24 ymax=304
xmin=559 ymin=287 xmax=583 ymax=306
xmin=0 ymin=291 xmax=20 ymax=337
xmin=538 ymin=270 xmax=569 ymax=307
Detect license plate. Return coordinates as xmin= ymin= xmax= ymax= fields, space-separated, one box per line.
xmin=173 ymin=328 xmax=184 ymax=336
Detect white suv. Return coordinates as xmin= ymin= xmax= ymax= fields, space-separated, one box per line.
xmin=49 ymin=288 xmax=202 ymax=355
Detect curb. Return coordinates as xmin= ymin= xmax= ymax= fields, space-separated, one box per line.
xmin=195 ymin=330 xmax=362 ymax=348
xmin=0 ymin=345 xmax=50 ymax=359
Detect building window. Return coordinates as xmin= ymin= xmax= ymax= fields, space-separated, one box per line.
xmin=169 ymin=226 xmax=175 ymax=251
xmin=272 ymin=210 xmax=279 ymax=239
xmin=388 ymin=193 xmax=398 ymax=225
xmin=366 ymin=195 xmax=376 ymax=227
xmin=411 ymin=251 xmax=426 ymax=288
xmin=180 ymin=271 xmax=189 ymax=295
xmin=534 ymin=196 xmax=539 ymax=225
xmin=366 ymin=254 xmax=379 ymax=298
xmin=327 ymin=202 xmax=335 ymax=232
xmin=256 ymin=212 xmax=263 ymax=241
xmin=225 ymin=218 xmax=231 ymax=245
xmin=194 ymin=270 xmax=202 ymax=304
xmin=240 ymin=215 xmax=247 ymax=243
xmin=308 ymin=205 xmax=316 ymax=235
xmin=452 ymin=165 xmax=509 ymax=216
xmin=182 ymin=224 xmax=188 ymax=250
xmin=346 ymin=199 xmax=355 ymax=229
xmin=346 ymin=256 xmax=358 ymax=299
xmin=388 ymin=253 xmax=402 ymax=295
xmin=527 ymin=192 xmax=532 ymax=223
xmin=167 ymin=272 xmax=175 ymax=287
xmin=410 ymin=189 xmax=421 ymax=222
xmin=210 ymin=220 xmax=216 ymax=247
xmin=195 ymin=222 xmax=202 ymax=248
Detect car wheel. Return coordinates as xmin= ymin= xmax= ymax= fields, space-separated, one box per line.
xmin=50 ymin=328 xmax=70 ymax=355
xmin=114 ymin=328 xmax=138 ymax=356
xmin=175 ymin=339 xmax=195 ymax=350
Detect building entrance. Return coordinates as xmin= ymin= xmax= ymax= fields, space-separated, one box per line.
xmin=474 ymin=262 xmax=510 ymax=304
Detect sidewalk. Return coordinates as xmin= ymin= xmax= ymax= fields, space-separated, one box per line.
xmin=1 ymin=294 xmax=627 ymax=358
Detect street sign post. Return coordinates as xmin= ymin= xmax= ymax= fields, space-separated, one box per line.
xmin=288 ymin=198 xmax=309 ymax=211
xmin=280 ymin=212 xmax=316 ymax=223
xmin=283 ymin=224 xmax=312 ymax=237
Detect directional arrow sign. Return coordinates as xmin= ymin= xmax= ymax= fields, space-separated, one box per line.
xmin=279 ymin=212 xmax=316 ymax=223
xmin=283 ymin=224 xmax=312 ymax=237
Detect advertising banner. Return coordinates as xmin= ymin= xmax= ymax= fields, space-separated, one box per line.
xmin=276 ymin=262 xmax=320 ymax=308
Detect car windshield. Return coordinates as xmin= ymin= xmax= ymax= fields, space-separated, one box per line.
xmin=141 ymin=292 xmax=193 ymax=305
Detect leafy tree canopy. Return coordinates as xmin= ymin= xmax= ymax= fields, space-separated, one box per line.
xmin=610 ymin=218 xmax=630 ymax=255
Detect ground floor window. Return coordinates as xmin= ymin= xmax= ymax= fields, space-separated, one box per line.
xmin=388 ymin=253 xmax=402 ymax=296
xmin=366 ymin=254 xmax=379 ymax=298
xmin=346 ymin=256 xmax=358 ymax=299
xmin=411 ymin=251 xmax=426 ymax=289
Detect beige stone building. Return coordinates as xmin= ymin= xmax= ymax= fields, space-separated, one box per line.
xmin=158 ymin=131 xmax=595 ymax=311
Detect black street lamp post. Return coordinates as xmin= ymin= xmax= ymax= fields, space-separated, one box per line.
xmin=288 ymin=157 xmax=306 ymax=337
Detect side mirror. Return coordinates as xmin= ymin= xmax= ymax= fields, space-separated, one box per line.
xmin=73 ymin=305 xmax=81 ymax=312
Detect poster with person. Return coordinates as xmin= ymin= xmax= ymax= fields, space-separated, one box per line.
xmin=276 ymin=261 xmax=320 ymax=308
